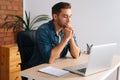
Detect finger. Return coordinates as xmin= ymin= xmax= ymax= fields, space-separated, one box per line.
xmin=70 ymin=30 xmax=72 ymax=33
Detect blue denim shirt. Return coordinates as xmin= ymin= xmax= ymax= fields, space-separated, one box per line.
xmin=29 ymin=20 xmax=78 ymax=66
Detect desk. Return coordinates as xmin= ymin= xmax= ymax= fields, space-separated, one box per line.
xmin=20 ymin=54 xmax=120 ymax=80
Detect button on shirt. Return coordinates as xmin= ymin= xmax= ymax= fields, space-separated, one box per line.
xmin=29 ymin=20 xmax=78 ymax=66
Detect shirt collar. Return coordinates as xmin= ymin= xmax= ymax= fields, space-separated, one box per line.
xmin=48 ymin=20 xmax=58 ymax=36
xmin=48 ymin=20 xmax=64 ymax=37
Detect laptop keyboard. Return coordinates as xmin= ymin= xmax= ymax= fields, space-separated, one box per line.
xmin=77 ymin=68 xmax=86 ymax=73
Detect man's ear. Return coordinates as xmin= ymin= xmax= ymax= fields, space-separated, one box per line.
xmin=53 ymin=14 xmax=57 ymax=20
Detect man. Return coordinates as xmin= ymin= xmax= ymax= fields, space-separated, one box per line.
xmin=29 ymin=2 xmax=80 ymax=66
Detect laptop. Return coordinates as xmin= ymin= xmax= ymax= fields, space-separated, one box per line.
xmin=63 ymin=43 xmax=117 ymax=76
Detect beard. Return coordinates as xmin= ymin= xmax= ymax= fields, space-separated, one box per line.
xmin=57 ymin=18 xmax=66 ymax=28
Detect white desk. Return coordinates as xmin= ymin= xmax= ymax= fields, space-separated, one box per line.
xmin=20 ymin=54 xmax=120 ymax=80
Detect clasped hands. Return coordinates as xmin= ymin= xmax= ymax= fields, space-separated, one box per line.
xmin=62 ymin=24 xmax=74 ymax=41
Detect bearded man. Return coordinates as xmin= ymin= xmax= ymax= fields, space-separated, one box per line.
xmin=29 ymin=2 xmax=80 ymax=66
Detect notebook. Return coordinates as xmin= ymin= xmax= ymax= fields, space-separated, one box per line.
xmin=39 ymin=66 xmax=69 ymax=77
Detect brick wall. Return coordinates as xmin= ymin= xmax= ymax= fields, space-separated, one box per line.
xmin=0 ymin=0 xmax=23 ymax=45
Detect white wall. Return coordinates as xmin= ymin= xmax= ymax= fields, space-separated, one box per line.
xmin=24 ymin=0 xmax=120 ymax=55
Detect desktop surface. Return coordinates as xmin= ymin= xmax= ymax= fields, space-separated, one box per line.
xmin=20 ymin=54 xmax=120 ymax=80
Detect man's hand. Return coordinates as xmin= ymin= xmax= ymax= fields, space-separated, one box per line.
xmin=63 ymin=24 xmax=74 ymax=40
xmin=63 ymin=28 xmax=72 ymax=40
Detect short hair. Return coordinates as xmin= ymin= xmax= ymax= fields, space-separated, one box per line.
xmin=52 ymin=2 xmax=71 ymax=15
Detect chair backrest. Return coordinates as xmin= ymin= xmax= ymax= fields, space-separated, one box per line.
xmin=17 ymin=30 xmax=36 ymax=70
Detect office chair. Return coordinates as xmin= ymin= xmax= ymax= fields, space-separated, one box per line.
xmin=17 ymin=30 xmax=36 ymax=70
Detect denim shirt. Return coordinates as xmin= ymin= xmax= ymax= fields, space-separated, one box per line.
xmin=29 ymin=20 xmax=78 ymax=66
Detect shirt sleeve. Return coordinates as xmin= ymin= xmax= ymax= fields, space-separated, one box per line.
xmin=36 ymin=27 xmax=52 ymax=63
xmin=73 ymin=34 xmax=79 ymax=46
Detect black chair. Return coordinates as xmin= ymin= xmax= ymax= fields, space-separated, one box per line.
xmin=17 ymin=30 xmax=36 ymax=80
xmin=17 ymin=30 xmax=36 ymax=70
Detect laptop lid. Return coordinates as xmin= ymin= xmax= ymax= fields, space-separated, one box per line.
xmin=64 ymin=43 xmax=117 ymax=76
xmin=85 ymin=43 xmax=117 ymax=76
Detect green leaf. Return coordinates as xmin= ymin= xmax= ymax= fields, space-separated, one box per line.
xmin=0 ymin=10 xmax=50 ymax=31
xmin=25 ymin=11 xmax=30 ymax=30
xmin=30 ymin=15 xmax=50 ymax=28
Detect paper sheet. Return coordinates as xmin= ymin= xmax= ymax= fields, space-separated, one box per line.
xmin=38 ymin=66 xmax=69 ymax=77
